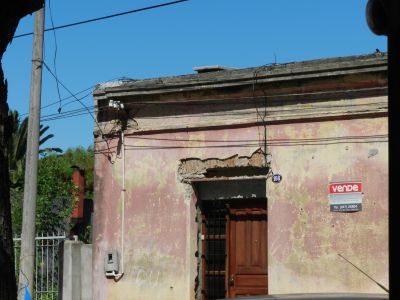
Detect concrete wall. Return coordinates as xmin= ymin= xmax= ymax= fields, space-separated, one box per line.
xmin=92 ymin=115 xmax=388 ymax=299
xmin=60 ymin=240 xmax=92 ymax=300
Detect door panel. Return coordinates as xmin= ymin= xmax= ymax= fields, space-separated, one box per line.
xmin=228 ymin=203 xmax=268 ymax=297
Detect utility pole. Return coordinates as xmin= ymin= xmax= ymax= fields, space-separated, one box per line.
xmin=18 ymin=3 xmax=45 ymax=300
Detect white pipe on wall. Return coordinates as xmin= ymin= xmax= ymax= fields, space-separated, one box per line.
xmin=115 ymin=129 xmax=125 ymax=280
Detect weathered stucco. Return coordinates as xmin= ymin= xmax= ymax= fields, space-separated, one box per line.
xmin=92 ymin=53 xmax=388 ymax=299
xmin=266 ymin=117 xmax=388 ymax=293
xmin=93 ymin=116 xmax=388 ymax=299
xmin=93 ymin=127 xmax=270 ymax=299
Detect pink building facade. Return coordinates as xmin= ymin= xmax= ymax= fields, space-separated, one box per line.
xmin=92 ymin=53 xmax=388 ymax=300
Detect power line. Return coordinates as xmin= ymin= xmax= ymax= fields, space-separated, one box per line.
xmin=93 ymin=133 xmax=388 ymax=150
xmin=41 ymin=105 xmax=96 ymax=120
xmin=94 ymin=135 xmax=387 ymax=162
xmin=42 ymin=110 xmax=94 ymax=122
xmin=124 ymin=134 xmax=388 ymax=144
xmin=41 ymin=61 xmax=104 ymax=133
xmin=28 ymin=81 xmax=385 ymax=123
xmin=119 ymin=138 xmax=388 ymax=151
xmin=57 ymin=92 xmax=93 ymax=110
xmin=41 ymin=61 xmax=116 ymax=156
xmin=35 ymin=96 xmax=387 ymax=124
xmin=31 ymin=87 xmax=93 ymax=114
xmin=47 ymin=0 xmax=62 ymax=113
xmin=38 ymin=97 xmax=387 ymax=123
xmin=14 ymin=0 xmax=189 ymax=39
xmin=20 ymin=76 xmax=133 ymax=117
xmin=17 ymin=71 xmax=385 ymax=122
xmin=39 ymin=93 xmax=386 ymax=120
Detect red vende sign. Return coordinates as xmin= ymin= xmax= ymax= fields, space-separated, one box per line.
xmin=329 ymin=182 xmax=362 ymax=194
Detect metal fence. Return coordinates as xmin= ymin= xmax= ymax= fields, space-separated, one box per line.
xmin=13 ymin=232 xmax=66 ymax=300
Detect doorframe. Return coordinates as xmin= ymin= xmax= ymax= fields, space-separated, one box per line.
xmin=177 ymin=150 xmax=270 ymax=299
xmin=191 ymin=178 xmax=268 ymax=300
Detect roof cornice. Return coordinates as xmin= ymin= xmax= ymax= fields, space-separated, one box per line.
xmin=93 ymin=52 xmax=387 ymax=100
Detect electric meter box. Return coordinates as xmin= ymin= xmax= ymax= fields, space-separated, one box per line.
xmin=104 ymin=250 xmax=119 ymax=277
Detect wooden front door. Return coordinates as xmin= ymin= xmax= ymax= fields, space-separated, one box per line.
xmin=227 ymin=202 xmax=268 ymax=297
xmin=200 ymin=200 xmax=267 ymax=299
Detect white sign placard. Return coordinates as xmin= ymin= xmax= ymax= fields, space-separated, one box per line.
xmin=329 ymin=181 xmax=363 ymax=212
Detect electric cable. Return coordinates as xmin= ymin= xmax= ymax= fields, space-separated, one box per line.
xmin=124 ymin=134 xmax=388 ymax=144
xmin=37 ymin=97 xmax=387 ymax=123
xmin=21 ymin=87 xmax=93 ymax=116
xmin=14 ymin=0 xmax=189 ymax=38
xmin=42 ymin=61 xmax=100 ymax=126
xmin=37 ymin=99 xmax=387 ymax=123
xmin=20 ymin=68 xmax=385 ymax=122
xmin=48 ymin=0 xmax=63 ymax=113
xmin=20 ymin=76 xmax=132 ymax=117
xmin=120 ymin=138 xmax=388 ymax=151
xmin=41 ymin=60 xmax=114 ymax=155
xmin=93 ymin=133 xmax=388 ymax=149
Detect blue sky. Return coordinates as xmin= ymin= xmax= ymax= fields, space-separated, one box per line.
xmin=3 ymin=0 xmax=387 ymax=152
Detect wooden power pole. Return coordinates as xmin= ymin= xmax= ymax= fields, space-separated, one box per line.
xmin=18 ymin=4 xmax=45 ymax=300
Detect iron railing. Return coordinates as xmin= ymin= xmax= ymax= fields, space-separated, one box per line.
xmin=13 ymin=232 xmax=66 ymax=300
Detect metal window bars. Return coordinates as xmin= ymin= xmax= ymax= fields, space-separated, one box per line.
xmin=201 ymin=200 xmax=228 ymax=300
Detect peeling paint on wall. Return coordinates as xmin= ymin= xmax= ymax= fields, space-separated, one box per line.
xmin=93 ymin=116 xmax=388 ymax=299
xmin=267 ymin=117 xmax=388 ymax=294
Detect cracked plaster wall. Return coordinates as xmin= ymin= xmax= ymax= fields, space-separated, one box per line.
xmin=92 ymin=126 xmax=266 ymax=300
xmin=266 ymin=117 xmax=388 ymax=293
xmin=92 ymin=116 xmax=388 ymax=299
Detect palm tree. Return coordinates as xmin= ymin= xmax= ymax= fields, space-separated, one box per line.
xmin=7 ymin=110 xmax=62 ymax=188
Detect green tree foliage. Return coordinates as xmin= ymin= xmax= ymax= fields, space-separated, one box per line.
xmin=11 ymin=146 xmax=94 ymax=235
xmin=7 ymin=110 xmax=62 ymax=188
xmin=62 ymin=146 xmax=94 ymax=199
xmin=7 ymin=111 xmax=27 ymax=188
xmin=36 ymin=154 xmax=76 ymax=233
xmin=10 ymin=188 xmax=23 ymax=236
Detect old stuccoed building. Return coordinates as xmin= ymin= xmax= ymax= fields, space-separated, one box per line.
xmin=92 ymin=53 xmax=388 ymax=300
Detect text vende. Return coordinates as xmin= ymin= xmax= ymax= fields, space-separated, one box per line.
xmin=329 ymin=182 xmax=362 ymax=194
